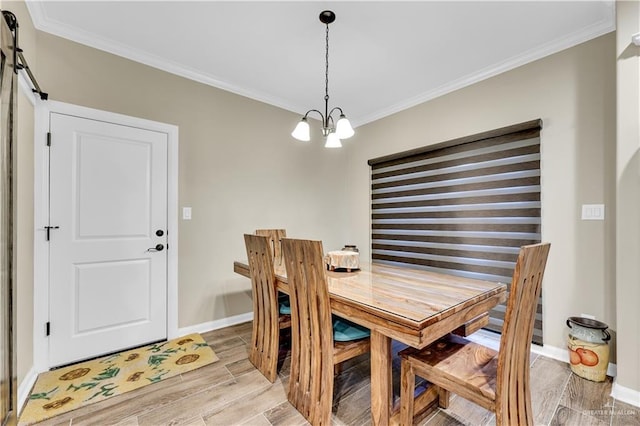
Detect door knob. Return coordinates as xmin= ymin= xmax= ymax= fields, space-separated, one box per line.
xmin=147 ymin=244 xmax=164 ymax=252
xmin=156 ymin=229 xmax=164 ymax=237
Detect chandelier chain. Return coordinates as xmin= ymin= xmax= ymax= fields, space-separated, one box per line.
xmin=325 ymin=22 xmax=329 ymax=102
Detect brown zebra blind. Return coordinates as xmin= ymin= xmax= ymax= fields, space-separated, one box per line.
xmin=368 ymin=120 xmax=543 ymax=344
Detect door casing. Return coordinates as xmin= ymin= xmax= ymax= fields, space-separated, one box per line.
xmin=33 ymin=100 xmax=179 ymax=372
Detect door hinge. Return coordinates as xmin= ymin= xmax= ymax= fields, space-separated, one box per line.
xmin=46 ymin=322 xmax=50 ymax=336
xmin=46 ymin=132 xmax=51 ymax=146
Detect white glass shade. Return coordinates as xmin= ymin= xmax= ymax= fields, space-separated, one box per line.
xmin=335 ymin=115 xmax=354 ymax=139
xmin=324 ymin=132 xmax=342 ymax=148
xmin=291 ymin=118 xmax=310 ymax=141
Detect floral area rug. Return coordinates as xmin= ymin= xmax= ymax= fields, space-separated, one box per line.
xmin=18 ymin=333 xmax=218 ymax=425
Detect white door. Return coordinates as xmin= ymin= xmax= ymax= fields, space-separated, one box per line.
xmin=48 ymin=113 xmax=168 ymax=367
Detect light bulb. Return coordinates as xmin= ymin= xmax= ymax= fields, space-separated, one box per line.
xmin=324 ymin=132 xmax=342 ymax=148
xmin=291 ymin=118 xmax=310 ymax=141
xmin=335 ymin=114 xmax=354 ymax=139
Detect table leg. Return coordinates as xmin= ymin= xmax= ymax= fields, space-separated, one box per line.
xmin=370 ymin=330 xmax=391 ymax=426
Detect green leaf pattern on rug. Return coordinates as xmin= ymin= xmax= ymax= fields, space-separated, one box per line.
xmin=86 ymin=383 xmax=118 ymax=401
xmin=29 ymin=387 xmax=59 ymax=400
xmin=148 ymin=347 xmax=186 ymax=369
xmin=91 ymin=365 xmax=120 ymax=381
xmin=66 ymin=364 xmax=121 ymax=394
xmin=147 ymin=353 xmax=171 ymax=368
xmin=193 ymin=342 xmax=208 ymax=350
xmin=146 ymin=369 xmax=170 ymax=383
xmin=67 ymin=382 xmax=99 ymax=392
xmin=147 ymin=341 xmax=169 ymax=353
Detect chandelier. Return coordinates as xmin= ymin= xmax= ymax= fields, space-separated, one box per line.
xmin=291 ymin=10 xmax=354 ymax=148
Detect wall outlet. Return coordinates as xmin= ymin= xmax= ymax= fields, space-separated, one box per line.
xmin=581 ymin=204 xmax=604 ymax=220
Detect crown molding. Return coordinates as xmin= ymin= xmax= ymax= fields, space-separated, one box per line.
xmin=25 ymin=1 xmax=305 ymax=116
xmin=353 ymin=4 xmax=616 ymax=127
xmin=27 ymin=1 xmax=615 ymax=128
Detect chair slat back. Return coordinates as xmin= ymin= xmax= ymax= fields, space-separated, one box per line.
xmin=496 ymin=242 xmax=550 ymax=425
xmin=255 ymin=229 xmax=286 ymax=267
xmin=281 ymin=238 xmax=334 ymax=425
xmin=244 ymin=234 xmax=280 ymax=382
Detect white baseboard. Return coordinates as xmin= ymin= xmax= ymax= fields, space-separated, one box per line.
xmin=175 ymin=312 xmax=253 ymax=337
xmin=531 ymin=341 xmax=568 ymax=361
xmin=611 ymin=380 xmax=640 ymax=408
xmin=17 ymin=367 xmax=39 ymax=416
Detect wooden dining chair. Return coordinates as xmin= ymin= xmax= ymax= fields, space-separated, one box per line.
xmin=255 ymin=229 xmax=290 ymax=314
xmin=244 ymin=234 xmax=292 ymax=383
xmin=399 ymin=242 xmax=551 ymax=426
xmin=255 ymin=229 xmax=287 ymax=267
xmin=281 ymin=238 xmax=371 ymax=426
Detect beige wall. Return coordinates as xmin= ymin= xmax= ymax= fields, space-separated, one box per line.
xmin=33 ymin=31 xmax=352 ymax=328
xmin=347 ymin=34 xmax=617 ymax=358
xmin=615 ymin=0 xmax=640 ymax=394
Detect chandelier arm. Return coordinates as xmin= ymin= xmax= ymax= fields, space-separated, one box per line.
xmin=303 ymin=109 xmax=326 ymax=123
xmin=328 ymin=106 xmax=345 ymax=120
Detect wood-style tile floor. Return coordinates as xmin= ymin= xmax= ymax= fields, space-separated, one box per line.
xmin=30 ymin=321 xmax=639 ymax=426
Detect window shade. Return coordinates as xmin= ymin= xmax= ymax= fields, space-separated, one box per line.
xmin=368 ymin=120 xmax=543 ymax=344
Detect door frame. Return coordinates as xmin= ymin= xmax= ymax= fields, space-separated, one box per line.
xmin=33 ymin=100 xmax=179 ymax=372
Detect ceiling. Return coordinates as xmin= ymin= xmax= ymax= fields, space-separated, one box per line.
xmin=26 ymin=1 xmax=615 ymax=127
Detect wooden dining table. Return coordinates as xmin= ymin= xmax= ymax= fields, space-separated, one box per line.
xmin=233 ymin=259 xmax=506 ymax=425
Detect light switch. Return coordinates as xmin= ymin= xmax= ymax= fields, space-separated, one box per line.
xmin=581 ymin=204 xmax=604 ymax=220
xmin=182 ymin=207 xmax=192 ymax=220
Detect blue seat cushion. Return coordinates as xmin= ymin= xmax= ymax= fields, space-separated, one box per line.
xmin=332 ymin=316 xmax=370 ymax=342
xmin=278 ymin=293 xmax=291 ymax=315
